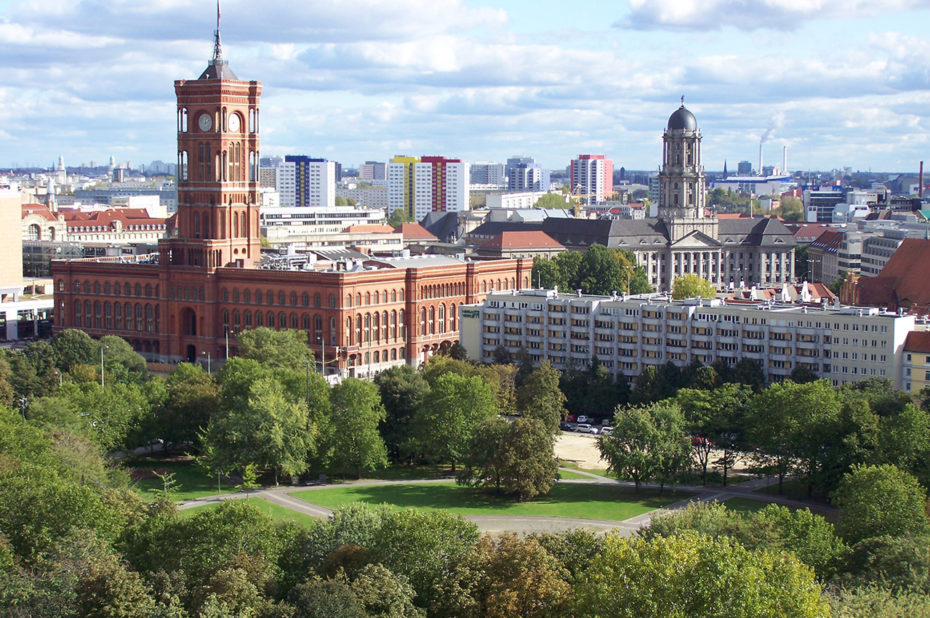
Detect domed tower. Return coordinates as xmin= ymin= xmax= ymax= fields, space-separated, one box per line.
xmin=658 ymin=101 xmax=715 ymax=242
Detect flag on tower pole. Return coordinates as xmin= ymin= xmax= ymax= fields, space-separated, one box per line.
xmin=217 ymin=0 xmax=221 ymax=29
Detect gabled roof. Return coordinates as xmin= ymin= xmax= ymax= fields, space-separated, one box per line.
xmin=477 ymin=231 xmax=564 ymax=252
xmin=420 ymin=211 xmax=460 ymax=242
xmin=808 ymin=229 xmax=844 ymax=254
xmin=395 ymin=222 xmax=438 ymax=242
xmin=22 ymin=204 xmax=57 ymax=221
xmin=469 ymin=221 xmax=542 ymax=239
xmin=858 ymin=238 xmax=930 ymax=312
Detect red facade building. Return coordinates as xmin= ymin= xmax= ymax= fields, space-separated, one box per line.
xmin=52 ymin=28 xmax=530 ymax=377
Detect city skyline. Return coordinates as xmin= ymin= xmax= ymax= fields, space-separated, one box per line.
xmin=1 ymin=0 xmax=928 ymax=173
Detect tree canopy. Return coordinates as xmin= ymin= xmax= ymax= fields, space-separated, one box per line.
xmin=531 ymin=245 xmax=652 ymax=296
xmin=671 ymin=274 xmax=716 ymax=299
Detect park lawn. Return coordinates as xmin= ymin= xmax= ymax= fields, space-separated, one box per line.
xmin=179 ymin=498 xmax=318 ymax=528
xmin=558 ymin=461 xmax=612 ymax=478
xmin=720 ymin=497 xmax=772 ymax=514
xmin=325 ymin=464 xmax=456 ymax=483
xmin=754 ymin=478 xmax=829 ymax=503
xmin=557 ymin=470 xmax=596 ymax=480
xmin=127 ymin=458 xmax=237 ymax=501
xmin=290 ymin=481 xmax=688 ymax=522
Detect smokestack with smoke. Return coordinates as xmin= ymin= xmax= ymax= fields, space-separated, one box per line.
xmin=758 ymin=112 xmax=784 ymax=176
xmin=783 ymin=145 xmax=788 ymax=175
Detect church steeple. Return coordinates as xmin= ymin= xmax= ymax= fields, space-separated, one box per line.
xmin=199 ymin=0 xmax=238 ymax=81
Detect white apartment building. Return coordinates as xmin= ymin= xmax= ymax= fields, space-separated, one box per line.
xmin=461 ymin=289 xmax=915 ymax=390
xmin=485 ymin=191 xmax=550 ymax=210
xmin=387 ymin=156 xmax=468 ymax=221
xmin=275 ymin=157 xmax=336 ymax=208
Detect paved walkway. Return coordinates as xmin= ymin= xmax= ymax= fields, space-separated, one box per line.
xmin=174 ymin=469 xmax=834 ymax=535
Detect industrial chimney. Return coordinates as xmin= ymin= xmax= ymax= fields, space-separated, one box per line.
xmin=920 ymin=161 xmax=924 ymax=198
xmin=783 ymin=145 xmax=788 ymax=175
xmin=758 ymin=142 xmax=764 ymax=176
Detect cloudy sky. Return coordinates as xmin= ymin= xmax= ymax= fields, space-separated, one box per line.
xmin=1 ymin=0 xmax=928 ymax=173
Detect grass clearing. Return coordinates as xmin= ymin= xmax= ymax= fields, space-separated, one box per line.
xmin=291 ymin=481 xmax=689 ymax=522
xmin=127 ymin=457 xmax=237 ymax=501
xmin=179 ymin=498 xmax=318 ymax=528
xmin=720 ymin=497 xmax=772 ymax=514
xmin=558 ymin=461 xmax=611 ymax=478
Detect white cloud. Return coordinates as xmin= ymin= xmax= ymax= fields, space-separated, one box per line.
xmin=622 ymin=0 xmax=927 ymax=31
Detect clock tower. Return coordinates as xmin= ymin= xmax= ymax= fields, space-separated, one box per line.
xmin=163 ymin=22 xmax=262 ymax=270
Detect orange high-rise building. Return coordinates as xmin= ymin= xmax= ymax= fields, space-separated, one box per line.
xmin=52 ymin=22 xmax=529 ymax=376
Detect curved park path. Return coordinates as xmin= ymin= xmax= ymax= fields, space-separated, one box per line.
xmin=176 ymin=472 xmax=835 ymax=536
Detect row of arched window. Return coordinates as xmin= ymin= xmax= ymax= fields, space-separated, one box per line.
xmin=222 ymin=310 xmax=337 ymax=342
xmin=74 ymin=300 xmax=158 ymax=333
xmin=71 ymin=280 xmax=158 ymax=298
xmin=346 ymin=310 xmax=408 ymax=346
xmin=417 ymin=304 xmax=456 ymax=337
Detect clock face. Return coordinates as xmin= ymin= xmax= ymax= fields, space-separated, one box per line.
xmin=198 ymin=113 xmax=212 ymax=132
xmin=228 ymin=113 xmax=241 ymax=133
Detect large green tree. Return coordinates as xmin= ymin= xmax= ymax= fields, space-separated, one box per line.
xmin=833 ymin=464 xmax=929 ymax=545
xmin=238 ymin=327 xmax=313 ymax=369
xmin=156 ymin=362 xmax=218 ymax=451
xmin=676 ymin=383 xmax=752 ymax=485
xmin=671 ymin=274 xmax=716 ymax=300
xmin=374 ymin=365 xmax=430 ymax=461
xmin=516 ymin=361 xmax=566 ymax=434
xmin=324 ymin=378 xmax=388 ymax=479
xmin=573 ymin=531 xmax=830 ymax=617
xmin=411 ymin=373 xmax=498 ymax=471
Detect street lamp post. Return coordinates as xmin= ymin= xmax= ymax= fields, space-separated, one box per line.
xmin=225 ymin=327 xmax=230 ymax=360
xmin=303 ymin=359 xmax=310 ymax=409
xmin=202 ymin=350 xmax=211 ymax=374
xmin=18 ymin=397 xmax=26 ymax=422
xmin=100 ymin=345 xmax=108 ymax=388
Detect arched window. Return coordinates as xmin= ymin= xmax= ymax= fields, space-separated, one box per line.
xmin=267 ymin=311 xmax=275 ymax=327
xmin=124 ymin=302 xmax=132 ymax=330
xmin=347 ymin=316 xmax=353 ymax=345
xmin=366 ymin=292 xmax=371 ymax=305
xmin=267 ymin=291 xmax=273 ymax=305
xmin=374 ymin=351 xmax=379 ymax=363
xmin=114 ymin=282 xmax=121 ymax=295
xmin=245 ymin=310 xmax=252 ymax=328
xmin=329 ymin=294 xmax=336 ymax=308
xmin=255 ymin=311 xmax=264 ymax=327
xmin=233 ymin=288 xmax=240 ymax=303
xmin=135 ymin=304 xmax=143 ymax=331
xmin=356 ymin=293 xmax=361 ymax=306
xmin=244 ymin=289 xmax=251 ymax=303
xmin=279 ymin=291 xmax=286 ymax=305
xmin=439 ymin=304 xmax=446 ymax=333
xmin=391 ymin=310 xmax=397 ymax=339
xmin=233 ymin=310 xmax=241 ymax=331
xmin=429 ymin=306 xmax=435 ymax=334
xmin=391 ymin=290 xmax=397 ymax=302
xmin=290 ymin=313 xmax=299 ymax=329
xmin=314 ymin=314 xmax=323 ymax=338
xmin=114 ymin=303 xmax=122 ymax=330
xmin=145 ymin=304 xmax=154 ymax=332
xmin=255 ymin=289 xmax=262 ymax=304
xmin=420 ymin=308 xmax=426 ymax=336
xmin=302 ymin=314 xmax=310 ymax=330
xmin=355 ymin=314 xmax=362 ymax=345
xmin=278 ymin=312 xmax=286 ymax=328
xmin=314 ymin=293 xmax=321 ymax=307
xmin=94 ymin=281 xmax=101 ymax=294
xmin=104 ymin=302 xmax=112 ymax=329
xmin=290 ymin=292 xmax=297 ymax=306
xmin=364 ymin=313 xmax=371 ymax=343
xmin=302 ymin=293 xmax=309 ymax=307
xmin=450 ymin=304 xmax=456 ymax=331
xmin=373 ymin=312 xmax=380 ymax=342
xmin=381 ymin=311 xmax=388 ymax=341
xmin=346 ymin=294 xmax=352 ymax=307
xmin=399 ymin=310 xmax=405 ymax=339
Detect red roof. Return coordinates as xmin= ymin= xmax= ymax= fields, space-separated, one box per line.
xmin=478 ymin=230 xmax=564 ymax=252
xmin=394 ymin=223 xmax=438 ymax=241
xmin=809 ymin=229 xmax=844 ymax=253
xmin=904 ymin=331 xmax=930 ymax=354
xmin=855 ymin=238 xmax=930 ymax=313
xmin=785 ymin=223 xmax=840 ymax=244
xmin=22 ymin=204 xmax=57 ymax=221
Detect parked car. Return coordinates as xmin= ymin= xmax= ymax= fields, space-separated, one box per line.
xmin=575 ymin=423 xmax=598 ymax=434
xmin=600 ymin=426 xmax=613 ymax=436
xmin=566 ymin=414 xmax=577 ymax=423
xmin=576 ymin=415 xmax=590 ymax=424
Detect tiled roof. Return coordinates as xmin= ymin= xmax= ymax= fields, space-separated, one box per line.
xmin=856 ymin=238 xmax=930 ymax=312
xmin=22 ymin=204 xmax=57 ymax=221
xmin=395 ymin=222 xmax=438 ymax=241
xmin=904 ymin=331 xmax=930 ymax=353
xmin=809 ymin=229 xmax=844 ymax=253
xmin=478 ymin=231 xmax=564 ymax=251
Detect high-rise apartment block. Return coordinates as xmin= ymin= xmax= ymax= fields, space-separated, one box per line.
xmin=387 ymin=155 xmax=468 ymax=221
xmin=505 ymin=156 xmax=549 ymax=191
xmin=359 ymin=161 xmax=386 ymax=181
xmin=275 ymin=155 xmax=335 ymax=208
xmin=569 ymin=154 xmax=613 ymax=204
xmin=470 ymin=162 xmax=506 ymax=186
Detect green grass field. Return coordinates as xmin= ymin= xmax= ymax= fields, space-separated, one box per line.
xmin=291 ymin=481 xmax=689 ymax=522
xmin=179 ymin=498 xmax=318 ymax=527
xmin=558 ymin=461 xmax=612 ymax=479
xmin=127 ymin=458 xmax=237 ymax=501
xmin=720 ymin=497 xmax=772 ymax=514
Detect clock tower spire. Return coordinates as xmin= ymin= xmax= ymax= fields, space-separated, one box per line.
xmin=163 ymin=15 xmax=261 ymax=270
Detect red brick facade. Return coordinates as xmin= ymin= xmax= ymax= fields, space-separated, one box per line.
xmin=51 ymin=47 xmax=530 ymax=376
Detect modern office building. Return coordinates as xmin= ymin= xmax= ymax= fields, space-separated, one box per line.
xmin=461 ymin=288 xmax=916 ymax=390
xmin=471 ymin=162 xmax=506 ymax=187
xmin=804 ymin=186 xmax=846 ymax=223
xmin=569 ymin=154 xmax=613 ymax=204
xmin=505 ymin=156 xmax=549 ymax=192
xmin=358 ymin=161 xmax=387 ymax=181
